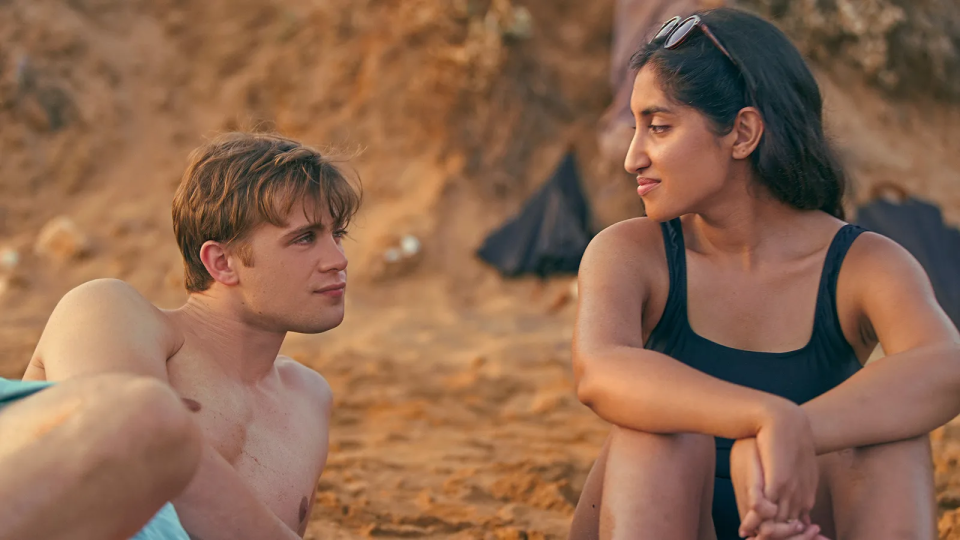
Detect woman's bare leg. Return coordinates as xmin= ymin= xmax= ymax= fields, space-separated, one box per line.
xmin=817 ymin=435 xmax=936 ymax=540
xmin=569 ymin=436 xmax=611 ymax=540
xmin=0 ymin=374 xmax=202 ymax=540
xmin=570 ymin=427 xmax=717 ymax=540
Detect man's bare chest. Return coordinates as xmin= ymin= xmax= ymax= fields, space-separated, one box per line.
xmin=168 ymin=361 xmax=327 ymax=531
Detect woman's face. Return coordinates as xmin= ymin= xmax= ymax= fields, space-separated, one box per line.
xmin=625 ymin=65 xmax=738 ymax=222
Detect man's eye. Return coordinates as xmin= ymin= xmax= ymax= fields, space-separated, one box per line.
xmin=650 ymin=125 xmax=670 ymax=134
xmin=295 ymin=233 xmax=315 ymax=244
xmin=333 ymin=229 xmax=347 ymax=239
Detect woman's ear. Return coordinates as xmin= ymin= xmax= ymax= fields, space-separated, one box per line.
xmin=199 ymin=240 xmax=240 ymax=286
xmin=731 ymin=107 xmax=764 ymax=160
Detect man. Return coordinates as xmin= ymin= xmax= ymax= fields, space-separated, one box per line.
xmin=4 ymin=131 xmax=361 ymax=539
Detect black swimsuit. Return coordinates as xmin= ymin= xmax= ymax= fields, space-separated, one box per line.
xmin=644 ymin=218 xmax=865 ymax=539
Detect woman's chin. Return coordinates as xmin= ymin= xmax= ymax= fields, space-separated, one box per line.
xmin=641 ymin=203 xmax=673 ymax=223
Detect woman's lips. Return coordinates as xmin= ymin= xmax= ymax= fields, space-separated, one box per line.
xmin=637 ymin=177 xmax=661 ymax=197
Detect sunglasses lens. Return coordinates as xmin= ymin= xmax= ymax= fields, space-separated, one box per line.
xmin=654 ymin=17 xmax=681 ymax=41
xmin=665 ymin=16 xmax=699 ymax=49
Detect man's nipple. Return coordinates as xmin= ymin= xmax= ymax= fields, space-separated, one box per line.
xmin=181 ymin=398 xmax=202 ymax=412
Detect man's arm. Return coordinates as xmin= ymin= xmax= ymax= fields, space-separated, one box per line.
xmin=802 ymin=233 xmax=960 ymax=455
xmin=33 ymin=279 xmax=302 ymax=540
xmin=280 ymin=359 xmax=334 ymax=537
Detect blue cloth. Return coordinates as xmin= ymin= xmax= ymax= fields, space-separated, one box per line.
xmin=0 ymin=378 xmax=190 ymax=540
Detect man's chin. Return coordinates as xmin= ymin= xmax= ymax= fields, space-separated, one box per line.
xmin=289 ymin=316 xmax=345 ymax=335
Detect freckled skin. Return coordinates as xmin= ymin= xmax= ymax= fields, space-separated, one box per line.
xmin=181 ymin=398 xmax=201 ymax=412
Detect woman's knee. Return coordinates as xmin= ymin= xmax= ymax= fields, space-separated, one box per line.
xmin=821 ymin=435 xmax=936 ymax=540
xmin=827 ymin=434 xmax=932 ymax=478
xmin=606 ymin=427 xmax=715 ymax=481
xmin=608 ymin=427 xmax=714 ymax=461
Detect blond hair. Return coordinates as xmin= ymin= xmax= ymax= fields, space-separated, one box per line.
xmin=172 ymin=132 xmax=361 ymax=292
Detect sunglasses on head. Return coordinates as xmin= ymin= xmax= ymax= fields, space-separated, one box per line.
xmin=652 ymin=15 xmax=757 ymax=104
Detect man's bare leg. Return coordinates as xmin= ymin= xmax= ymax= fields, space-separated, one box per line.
xmin=0 ymin=374 xmax=202 ymax=540
xmin=569 ymin=427 xmax=717 ymax=540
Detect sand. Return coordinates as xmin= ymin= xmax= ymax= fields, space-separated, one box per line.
xmin=2 ymin=0 xmax=960 ymax=537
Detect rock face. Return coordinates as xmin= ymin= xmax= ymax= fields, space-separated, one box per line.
xmin=34 ymin=216 xmax=91 ymax=262
xmin=737 ymin=0 xmax=960 ymax=100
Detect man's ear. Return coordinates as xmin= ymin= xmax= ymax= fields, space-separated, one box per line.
xmin=731 ymin=106 xmax=764 ymax=160
xmin=199 ymin=241 xmax=240 ymax=286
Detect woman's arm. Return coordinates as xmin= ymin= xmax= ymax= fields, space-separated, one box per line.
xmin=573 ymin=220 xmax=791 ymax=440
xmin=801 ymin=233 xmax=960 ymax=455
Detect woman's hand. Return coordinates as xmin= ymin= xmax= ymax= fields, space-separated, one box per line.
xmin=754 ymin=401 xmax=820 ymax=522
xmin=732 ymin=438 xmax=827 ymax=540
xmin=731 ymin=438 xmax=777 ymax=536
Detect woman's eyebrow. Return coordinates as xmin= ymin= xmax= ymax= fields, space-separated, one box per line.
xmin=640 ymin=105 xmax=674 ymax=117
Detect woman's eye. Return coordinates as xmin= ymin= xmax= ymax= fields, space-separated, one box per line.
xmin=649 ymin=124 xmax=670 ymax=134
xmin=333 ymin=229 xmax=348 ymax=240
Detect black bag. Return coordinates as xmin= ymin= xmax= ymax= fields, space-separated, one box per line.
xmin=477 ymin=152 xmax=593 ymax=277
xmin=855 ymin=183 xmax=960 ymax=328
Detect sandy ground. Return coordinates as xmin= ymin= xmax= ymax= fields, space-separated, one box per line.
xmin=2 ymin=0 xmax=960 ymax=538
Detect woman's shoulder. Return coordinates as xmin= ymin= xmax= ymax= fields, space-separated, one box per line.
xmin=589 ymin=216 xmax=665 ymax=250
xmin=581 ymin=217 xmax=668 ymax=273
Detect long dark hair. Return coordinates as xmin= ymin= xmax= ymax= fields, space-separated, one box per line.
xmin=630 ymin=8 xmax=846 ymax=219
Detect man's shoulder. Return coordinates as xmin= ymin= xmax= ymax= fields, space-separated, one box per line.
xmin=32 ymin=279 xmax=181 ymax=379
xmin=276 ymin=356 xmax=333 ymax=411
xmin=56 ymin=279 xmax=166 ymax=326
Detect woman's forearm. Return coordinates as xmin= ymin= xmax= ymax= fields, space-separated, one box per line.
xmin=575 ymin=345 xmax=789 ymax=440
xmin=802 ymin=342 xmax=960 ymax=455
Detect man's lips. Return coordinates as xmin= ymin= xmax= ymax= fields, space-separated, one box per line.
xmin=315 ymin=283 xmax=346 ymax=294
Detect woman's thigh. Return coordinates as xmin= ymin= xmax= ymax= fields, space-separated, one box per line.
xmin=570 ymin=427 xmax=717 ymax=540
xmin=813 ymin=435 xmax=936 ymax=540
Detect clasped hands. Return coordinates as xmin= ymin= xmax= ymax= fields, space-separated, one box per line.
xmin=730 ymin=404 xmax=829 ymax=540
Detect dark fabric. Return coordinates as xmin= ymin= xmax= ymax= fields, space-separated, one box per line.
xmin=712 ymin=477 xmax=741 ymax=540
xmin=855 ymin=197 xmax=960 ymax=329
xmin=645 ymin=219 xmax=865 ymax=537
xmin=476 ymin=152 xmax=592 ymax=277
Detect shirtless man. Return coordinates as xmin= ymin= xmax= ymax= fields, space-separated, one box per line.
xmin=13 ymin=132 xmax=361 ymax=539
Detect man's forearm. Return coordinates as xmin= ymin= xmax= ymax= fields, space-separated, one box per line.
xmin=803 ymin=342 xmax=960 ymax=455
xmin=174 ymin=444 xmax=300 ymax=540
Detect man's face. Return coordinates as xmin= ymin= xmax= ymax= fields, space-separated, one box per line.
xmin=232 ymin=200 xmax=348 ymax=335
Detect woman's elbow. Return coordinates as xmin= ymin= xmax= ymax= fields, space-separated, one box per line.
xmin=572 ymin=350 xmax=605 ymax=409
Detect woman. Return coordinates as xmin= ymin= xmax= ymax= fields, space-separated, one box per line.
xmin=570 ymin=8 xmax=960 ymax=540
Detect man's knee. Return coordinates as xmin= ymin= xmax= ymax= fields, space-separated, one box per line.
xmin=109 ymin=377 xmax=201 ymax=462
xmin=72 ymin=376 xmax=202 ymax=488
